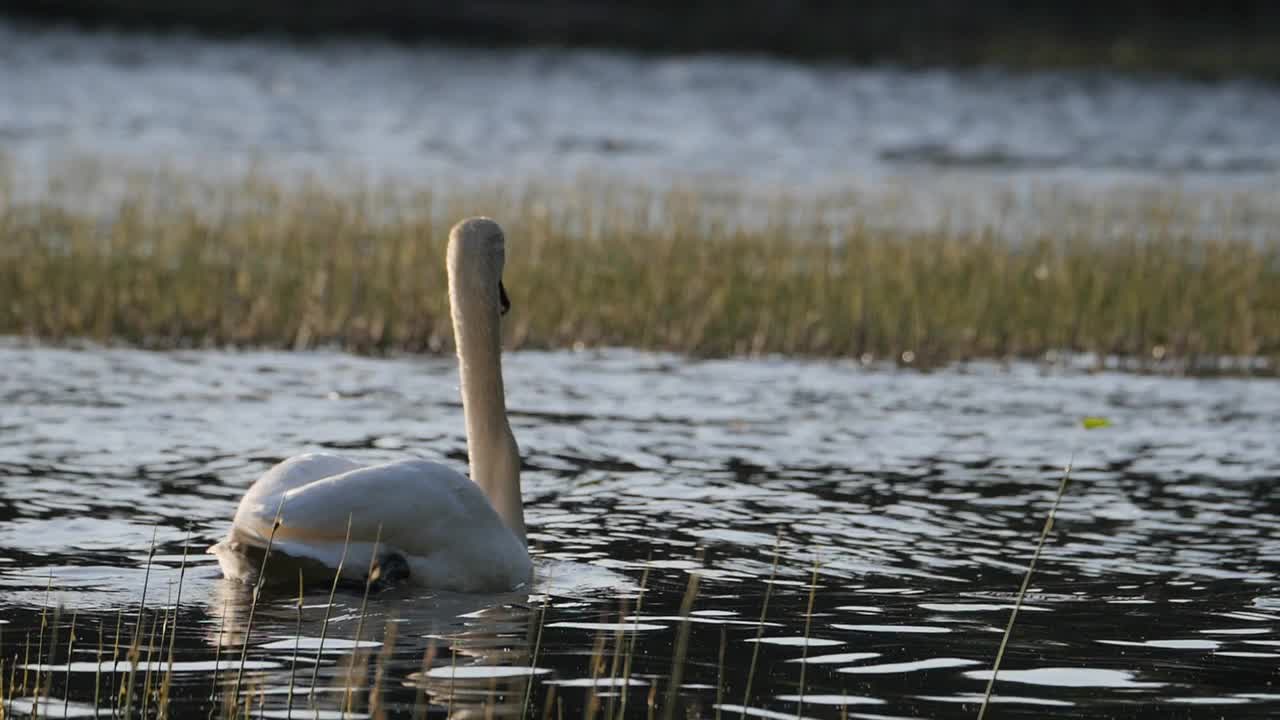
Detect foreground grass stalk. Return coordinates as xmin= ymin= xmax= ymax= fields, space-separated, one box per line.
xmin=521 ymin=589 xmax=552 ymax=720
xmin=661 ymin=570 xmax=701 ymax=720
xmin=208 ymin=598 xmax=228 ymax=715
xmin=140 ymin=607 xmax=162 ymax=717
xmin=368 ymin=615 xmax=397 ymax=718
xmin=585 ymin=631 xmax=606 ymax=719
xmin=43 ymin=602 xmax=63 ymax=720
xmin=412 ymin=640 xmax=439 ymax=720
xmin=233 ymin=502 xmax=286 ymax=709
xmin=797 ymin=556 xmax=821 ymax=719
xmin=977 ymin=456 xmax=1075 ymax=720
xmin=159 ymin=532 xmax=192 ymax=720
xmin=20 ymin=634 xmax=29 ymax=698
xmin=714 ymin=626 xmax=726 ymax=720
xmin=93 ymin=622 xmax=103 ymax=720
xmin=603 ymin=599 xmax=627 ymax=720
xmin=618 ymin=558 xmax=652 ymax=720
xmin=539 ymin=684 xmax=556 ymax=720
xmin=110 ymin=609 xmax=122 ymax=719
xmin=124 ymin=528 xmax=159 ymax=719
xmin=62 ymin=612 xmax=77 ymax=720
xmin=311 ymin=516 xmax=354 ymax=696
xmin=742 ymin=534 xmax=783 ymax=711
xmin=343 ymin=524 xmax=384 ymax=718
xmin=6 ymin=656 xmax=16 ymax=720
xmin=286 ymin=570 xmax=303 ymax=720
xmin=32 ymin=575 xmax=52 ymax=720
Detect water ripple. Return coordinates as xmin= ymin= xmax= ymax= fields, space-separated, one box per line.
xmin=2 ymin=345 xmax=1279 ymax=717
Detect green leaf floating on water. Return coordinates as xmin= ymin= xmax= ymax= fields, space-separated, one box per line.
xmin=1082 ymin=416 xmax=1112 ymax=430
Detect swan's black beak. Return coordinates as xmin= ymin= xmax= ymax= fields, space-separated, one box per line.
xmin=499 ymin=281 xmax=511 ymax=316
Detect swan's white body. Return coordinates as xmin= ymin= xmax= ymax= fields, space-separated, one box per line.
xmin=210 ymin=218 xmax=532 ymax=592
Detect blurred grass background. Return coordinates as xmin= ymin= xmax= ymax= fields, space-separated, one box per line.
xmin=2 ymin=165 xmax=1276 ymax=373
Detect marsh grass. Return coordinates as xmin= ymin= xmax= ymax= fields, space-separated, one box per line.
xmin=978 ymin=457 xmax=1076 ymax=720
xmin=617 ymin=559 xmax=651 ymax=718
xmin=662 ymin=571 xmax=701 ymax=720
xmin=310 ymin=515 xmax=353 ymax=695
xmin=342 ymin=525 xmax=383 ymax=717
xmin=231 ymin=509 xmax=283 ymax=709
xmin=522 ymin=590 xmax=552 ymax=719
xmin=796 ymin=556 xmax=822 ymax=718
xmin=741 ymin=535 xmax=782 ymax=711
xmin=2 ymin=168 xmax=1277 ymax=372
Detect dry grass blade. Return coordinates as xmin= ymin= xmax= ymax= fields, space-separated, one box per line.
xmin=603 ymin=599 xmax=627 ymax=720
xmin=93 ymin=622 xmax=103 ymax=720
xmin=6 ymin=655 xmax=17 ymax=720
xmin=20 ymin=633 xmax=29 ymax=698
xmin=368 ymin=614 xmax=397 ymax=718
xmin=796 ymin=555 xmax=821 ymax=719
xmin=160 ymin=531 xmax=192 ymax=720
xmin=714 ymin=626 xmax=726 ymax=720
xmin=110 ymin=609 xmax=123 ymax=719
xmin=140 ymin=605 xmax=162 ymax=717
xmin=520 ymin=589 xmax=552 ymax=720
xmin=539 ymin=684 xmax=555 ymax=720
xmin=742 ymin=533 xmax=782 ymax=711
xmin=233 ymin=500 xmax=286 ymax=709
xmin=977 ymin=457 xmax=1075 ymax=720
xmin=342 ymin=523 xmax=383 ymax=718
xmin=311 ymin=515 xmax=354 ymax=695
xmin=42 ymin=602 xmax=63 ymax=720
xmin=618 ymin=557 xmax=652 ymax=720
xmin=373 ymin=618 xmax=398 ymax=718
xmin=62 ymin=611 xmax=77 ymax=720
xmin=32 ymin=574 xmax=52 ymax=719
xmin=446 ymin=643 xmax=456 ymax=718
xmin=209 ymin=597 xmax=228 ymax=714
xmin=412 ymin=639 xmax=438 ymax=720
xmin=661 ymin=570 xmax=701 ymax=720
xmin=124 ymin=527 xmax=159 ymax=719
xmin=286 ymin=569 xmax=303 ymax=720
xmin=585 ymin=630 xmax=606 ymax=719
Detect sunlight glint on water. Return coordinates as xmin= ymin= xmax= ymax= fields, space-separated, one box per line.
xmin=0 ymin=344 xmax=1278 ymax=718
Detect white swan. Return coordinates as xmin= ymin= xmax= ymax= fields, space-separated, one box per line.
xmin=209 ymin=217 xmax=531 ymax=592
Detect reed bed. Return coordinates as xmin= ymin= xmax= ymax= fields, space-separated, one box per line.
xmin=1 ymin=168 xmax=1277 ymax=372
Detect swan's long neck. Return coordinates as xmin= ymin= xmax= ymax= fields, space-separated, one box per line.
xmin=449 ymin=256 xmax=525 ymax=546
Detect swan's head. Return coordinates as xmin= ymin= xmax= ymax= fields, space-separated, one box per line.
xmin=448 ymin=217 xmax=511 ymax=317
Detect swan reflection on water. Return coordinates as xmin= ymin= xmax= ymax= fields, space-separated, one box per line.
xmin=206 ymin=578 xmax=541 ymax=718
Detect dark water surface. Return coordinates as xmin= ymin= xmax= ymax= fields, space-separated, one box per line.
xmin=1 ymin=344 xmax=1279 ymax=718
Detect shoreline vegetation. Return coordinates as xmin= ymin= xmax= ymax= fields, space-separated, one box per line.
xmin=3 ymin=1 xmax=1280 ymax=81
xmin=1 ymin=167 xmax=1277 ymax=375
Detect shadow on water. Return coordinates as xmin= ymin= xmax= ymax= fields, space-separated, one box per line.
xmin=1 ymin=345 xmax=1279 ymax=717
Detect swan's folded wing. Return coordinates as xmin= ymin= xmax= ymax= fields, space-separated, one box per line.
xmin=226 ymin=452 xmax=364 ymax=545
xmin=224 ymin=457 xmax=530 ymax=590
xmin=243 ymin=453 xmax=365 ymax=503
xmin=260 ymin=459 xmax=500 ymax=553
